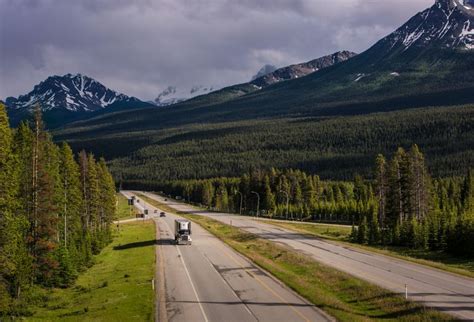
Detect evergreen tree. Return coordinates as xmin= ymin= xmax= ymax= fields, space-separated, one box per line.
xmin=58 ymin=143 xmax=84 ymax=268
xmin=461 ymin=169 xmax=473 ymax=213
xmin=357 ymin=215 xmax=368 ymax=244
xmin=97 ymin=158 xmax=116 ymax=245
xmin=387 ymin=148 xmax=406 ymax=236
xmin=0 ymin=104 xmax=31 ymax=306
xmin=86 ymin=154 xmax=101 ymax=254
xmin=374 ymin=154 xmax=387 ymax=228
xmin=29 ymin=107 xmax=60 ymax=286
xmin=368 ymin=203 xmax=381 ymax=245
xmin=263 ymin=176 xmax=276 ymax=215
xmin=202 ymin=181 xmax=215 ymax=208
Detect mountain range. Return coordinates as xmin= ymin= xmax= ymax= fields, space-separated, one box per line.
xmin=7 ymin=0 xmax=474 ymax=186
xmin=4 ymin=73 xmax=152 ymax=127
xmin=3 ymin=51 xmax=355 ymax=126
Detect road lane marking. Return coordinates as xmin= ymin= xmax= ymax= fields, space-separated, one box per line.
xmin=131 ymin=193 xmax=209 ymax=322
xmin=154 ymin=219 xmax=168 ymax=322
xmin=159 ymin=212 xmax=209 ymax=322
xmin=143 ymin=191 xmax=315 ymax=321
xmin=214 ymin=242 xmax=312 ymax=322
xmin=200 ymin=252 xmax=258 ymax=321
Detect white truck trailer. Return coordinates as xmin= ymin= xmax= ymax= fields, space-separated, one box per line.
xmin=175 ymin=219 xmax=192 ymax=245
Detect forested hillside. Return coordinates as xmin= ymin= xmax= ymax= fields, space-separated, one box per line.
xmin=54 ymin=0 xmax=474 ymax=187
xmin=157 ymin=146 xmax=474 ymax=257
xmin=60 ymin=105 xmax=474 ymax=186
xmin=0 ymin=104 xmax=116 ymax=316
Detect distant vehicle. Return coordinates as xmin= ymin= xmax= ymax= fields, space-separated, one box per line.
xmin=164 ymin=198 xmax=168 ymax=201
xmin=160 ymin=212 xmax=166 ymax=217
xmin=154 ymin=209 xmax=158 ymax=214
xmin=175 ymin=219 xmax=192 ymax=245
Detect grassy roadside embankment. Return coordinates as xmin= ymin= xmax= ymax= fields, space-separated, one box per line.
xmin=140 ymin=195 xmax=453 ymax=321
xmin=115 ymin=193 xmax=137 ymax=220
xmin=26 ymin=221 xmax=155 ymax=322
xmin=262 ymin=220 xmax=474 ymax=279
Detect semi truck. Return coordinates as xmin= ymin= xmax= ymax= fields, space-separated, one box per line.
xmin=175 ymin=219 xmax=192 ymax=245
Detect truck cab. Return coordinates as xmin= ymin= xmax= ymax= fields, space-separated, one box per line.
xmin=175 ymin=219 xmax=192 ymax=245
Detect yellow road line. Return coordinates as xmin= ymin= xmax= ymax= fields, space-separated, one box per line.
xmin=216 ymin=242 xmax=311 ymax=322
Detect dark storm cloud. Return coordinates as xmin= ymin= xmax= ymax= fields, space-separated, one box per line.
xmin=0 ymin=0 xmax=433 ymax=100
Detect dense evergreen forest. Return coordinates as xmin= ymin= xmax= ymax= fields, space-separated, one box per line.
xmin=0 ymin=104 xmax=116 ymax=316
xmin=79 ymin=104 xmax=472 ymax=186
xmin=156 ymin=145 xmax=474 ymax=257
xmin=53 ymin=45 xmax=474 ymax=186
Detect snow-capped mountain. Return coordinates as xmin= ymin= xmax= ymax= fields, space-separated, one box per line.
xmin=5 ymin=73 xmax=142 ymax=112
xmin=154 ymin=85 xmax=217 ymax=106
xmin=251 ymin=65 xmax=277 ymax=81
xmin=375 ymin=0 xmax=474 ymax=54
xmin=250 ymin=51 xmax=357 ymax=88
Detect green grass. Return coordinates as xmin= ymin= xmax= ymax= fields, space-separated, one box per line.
xmin=115 ymin=193 xmax=136 ymax=220
xmin=262 ymin=219 xmax=352 ymax=241
xmin=181 ymin=214 xmax=453 ymax=322
xmin=262 ymin=220 xmax=474 ymax=279
xmin=26 ymin=221 xmax=155 ymax=322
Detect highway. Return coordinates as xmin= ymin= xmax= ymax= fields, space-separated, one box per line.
xmin=121 ymin=191 xmax=332 ymax=322
xmin=139 ymin=191 xmax=474 ymax=321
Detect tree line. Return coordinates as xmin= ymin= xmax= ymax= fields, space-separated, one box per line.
xmin=0 ymin=104 xmax=116 ymax=315
xmin=157 ymin=145 xmax=473 ymax=257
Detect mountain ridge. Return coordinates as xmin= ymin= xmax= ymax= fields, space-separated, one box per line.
xmin=4 ymin=73 xmax=152 ymax=127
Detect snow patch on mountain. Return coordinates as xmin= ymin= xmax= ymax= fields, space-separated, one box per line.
xmin=154 ymin=85 xmax=218 ymax=106
xmin=5 ymin=73 xmax=142 ymax=112
xmin=386 ymin=0 xmax=474 ymax=51
xmin=251 ymin=65 xmax=278 ymax=81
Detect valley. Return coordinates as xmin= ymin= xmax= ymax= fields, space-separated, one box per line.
xmin=1 ymin=0 xmax=474 ymax=321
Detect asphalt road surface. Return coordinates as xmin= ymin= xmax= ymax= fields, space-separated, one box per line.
xmin=138 ymin=191 xmax=474 ymax=321
xmin=121 ymin=191 xmax=332 ymax=322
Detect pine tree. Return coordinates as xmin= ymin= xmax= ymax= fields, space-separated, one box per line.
xmin=409 ymin=145 xmax=432 ymax=221
xmin=86 ymin=154 xmax=101 ymax=254
xmin=97 ymin=158 xmax=116 ymax=246
xmin=386 ymin=148 xmax=406 ymax=241
xmin=374 ymin=154 xmax=387 ymax=228
xmin=461 ymin=169 xmax=473 ymax=213
xmin=0 ymin=104 xmax=31 ymax=306
xmin=29 ymin=107 xmax=60 ymax=286
xmin=357 ymin=215 xmax=369 ymax=244
xmin=368 ymin=203 xmax=381 ymax=245
xmin=263 ymin=176 xmax=276 ymax=215
xmin=201 ymin=181 xmax=214 ymax=208
xmin=58 ymin=143 xmax=83 ymax=268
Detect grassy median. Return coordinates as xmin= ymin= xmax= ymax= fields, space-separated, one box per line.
xmin=26 ymin=221 xmax=155 ymax=322
xmin=138 ymin=193 xmax=474 ymax=278
xmin=263 ymin=220 xmax=474 ymax=278
xmin=180 ymin=214 xmax=453 ymax=322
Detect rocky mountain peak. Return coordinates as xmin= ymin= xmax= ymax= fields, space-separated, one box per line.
xmin=378 ymin=0 xmax=474 ymax=53
xmin=5 ymin=73 xmax=141 ymax=113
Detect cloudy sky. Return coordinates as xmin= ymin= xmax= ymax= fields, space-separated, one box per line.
xmin=0 ymin=0 xmax=433 ymax=101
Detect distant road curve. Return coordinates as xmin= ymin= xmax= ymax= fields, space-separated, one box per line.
xmin=122 ymin=191 xmax=333 ymax=322
xmin=140 ymin=191 xmax=474 ymax=321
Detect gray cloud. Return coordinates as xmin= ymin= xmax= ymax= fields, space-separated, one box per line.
xmin=0 ymin=0 xmax=433 ymax=100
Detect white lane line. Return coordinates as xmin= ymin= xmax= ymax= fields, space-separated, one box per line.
xmin=175 ymin=241 xmax=209 ymax=322
xmin=200 ymin=252 xmax=257 ymax=321
xmin=155 ymin=205 xmax=209 ymax=322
